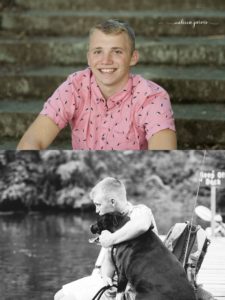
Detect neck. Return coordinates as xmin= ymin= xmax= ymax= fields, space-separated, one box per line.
xmin=118 ymin=201 xmax=129 ymax=215
xmin=96 ymin=76 xmax=130 ymax=101
xmin=100 ymin=87 xmax=115 ymax=100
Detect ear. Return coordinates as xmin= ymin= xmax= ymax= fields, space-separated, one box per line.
xmin=129 ymin=50 xmax=139 ymax=67
xmin=111 ymin=199 xmax=115 ymax=207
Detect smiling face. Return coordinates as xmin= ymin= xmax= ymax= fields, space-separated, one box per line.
xmin=87 ymin=29 xmax=139 ymax=98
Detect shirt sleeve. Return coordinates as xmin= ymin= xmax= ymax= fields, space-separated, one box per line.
xmin=131 ymin=204 xmax=158 ymax=234
xmin=40 ymin=74 xmax=78 ymax=129
xmin=136 ymin=89 xmax=176 ymax=140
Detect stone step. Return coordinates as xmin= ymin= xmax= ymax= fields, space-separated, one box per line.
xmin=1 ymin=10 xmax=225 ymax=37
xmin=0 ymin=100 xmax=71 ymax=146
xmin=0 ymin=100 xmax=224 ymax=149
xmin=13 ymin=0 xmax=225 ymax=11
xmin=0 ymin=138 xmax=72 ymax=150
xmin=0 ymin=66 xmax=224 ymax=102
xmin=1 ymin=36 xmax=225 ymax=67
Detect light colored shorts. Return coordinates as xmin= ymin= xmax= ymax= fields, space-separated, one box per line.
xmin=62 ymin=274 xmax=135 ymax=300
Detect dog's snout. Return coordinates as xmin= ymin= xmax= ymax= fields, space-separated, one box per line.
xmin=90 ymin=224 xmax=99 ymax=234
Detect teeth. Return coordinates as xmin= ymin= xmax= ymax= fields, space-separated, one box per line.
xmin=100 ymin=69 xmax=115 ymax=73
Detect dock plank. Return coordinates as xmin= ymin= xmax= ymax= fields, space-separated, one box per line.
xmin=197 ymin=237 xmax=225 ymax=298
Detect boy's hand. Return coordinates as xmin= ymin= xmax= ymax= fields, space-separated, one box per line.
xmin=99 ymin=230 xmax=115 ymax=248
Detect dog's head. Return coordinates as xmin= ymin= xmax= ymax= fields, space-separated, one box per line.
xmin=90 ymin=212 xmax=130 ymax=235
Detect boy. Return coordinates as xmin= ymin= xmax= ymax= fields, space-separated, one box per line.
xmin=17 ymin=19 xmax=176 ymax=150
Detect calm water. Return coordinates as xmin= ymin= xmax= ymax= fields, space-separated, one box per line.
xmin=0 ymin=213 xmax=100 ymax=300
xmin=0 ymin=211 xmax=195 ymax=300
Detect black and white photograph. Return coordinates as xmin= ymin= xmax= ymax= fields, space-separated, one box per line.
xmin=0 ymin=150 xmax=225 ymax=300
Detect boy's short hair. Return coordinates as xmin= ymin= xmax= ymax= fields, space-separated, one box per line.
xmin=90 ymin=177 xmax=127 ymax=202
xmin=89 ymin=19 xmax=136 ymax=53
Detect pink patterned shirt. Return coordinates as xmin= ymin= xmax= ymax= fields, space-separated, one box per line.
xmin=40 ymin=68 xmax=175 ymax=150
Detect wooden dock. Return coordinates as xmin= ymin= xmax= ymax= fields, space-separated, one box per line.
xmin=197 ymin=237 xmax=225 ymax=300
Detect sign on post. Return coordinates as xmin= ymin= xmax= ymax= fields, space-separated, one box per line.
xmin=200 ymin=170 xmax=225 ymax=237
xmin=200 ymin=170 xmax=225 ymax=186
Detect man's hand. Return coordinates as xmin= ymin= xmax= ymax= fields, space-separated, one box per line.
xmin=99 ymin=230 xmax=115 ymax=248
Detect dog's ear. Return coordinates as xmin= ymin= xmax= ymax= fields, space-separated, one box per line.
xmin=112 ymin=215 xmax=119 ymax=228
xmin=113 ymin=214 xmax=130 ymax=230
xmin=112 ymin=213 xmax=125 ymax=228
xmin=98 ymin=214 xmax=118 ymax=232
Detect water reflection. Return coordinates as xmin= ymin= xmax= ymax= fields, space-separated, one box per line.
xmin=0 ymin=213 xmax=100 ymax=300
xmin=0 ymin=211 xmax=195 ymax=300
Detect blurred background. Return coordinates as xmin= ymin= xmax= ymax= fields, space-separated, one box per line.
xmin=0 ymin=0 xmax=225 ymax=149
xmin=0 ymin=150 xmax=225 ymax=299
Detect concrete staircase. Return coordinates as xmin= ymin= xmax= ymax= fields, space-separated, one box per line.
xmin=0 ymin=0 xmax=225 ymax=149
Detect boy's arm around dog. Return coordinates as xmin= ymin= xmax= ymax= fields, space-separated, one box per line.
xmin=100 ymin=205 xmax=156 ymax=248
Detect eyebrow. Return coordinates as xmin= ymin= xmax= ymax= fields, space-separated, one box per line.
xmin=112 ymin=47 xmax=124 ymax=51
xmin=91 ymin=47 xmax=124 ymax=51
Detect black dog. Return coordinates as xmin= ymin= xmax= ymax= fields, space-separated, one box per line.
xmin=91 ymin=212 xmax=196 ymax=300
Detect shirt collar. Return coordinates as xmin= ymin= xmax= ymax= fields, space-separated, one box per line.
xmin=91 ymin=72 xmax=133 ymax=109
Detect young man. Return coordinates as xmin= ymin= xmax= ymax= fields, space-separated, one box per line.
xmin=91 ymin=177 xmax=157 ymax=247
xmin=90 ymin=177 xmax=158 ymax=300
xmin=54 ymin=177 xmax=156 ymax=300
xmin=17 ymin=19 xmax=177 ymax=150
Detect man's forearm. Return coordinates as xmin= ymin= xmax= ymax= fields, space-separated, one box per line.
xmin=17 ymin=115 xmax=60 ymax=150
xmin=111 ymin=219 xmax=150 ymax=244
xmin=148 ymin=129 xmax=177 ymax=150
xmin=101 ymin=248 xmax=115 ymax=280
xmin=17 ymin=137 xmax=42 ymax=150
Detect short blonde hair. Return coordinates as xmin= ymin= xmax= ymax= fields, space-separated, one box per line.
xmin=89 ymin=19 xmax=136 ymax=53
xmin=90 ymin=177 xmax=127 ymax=202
